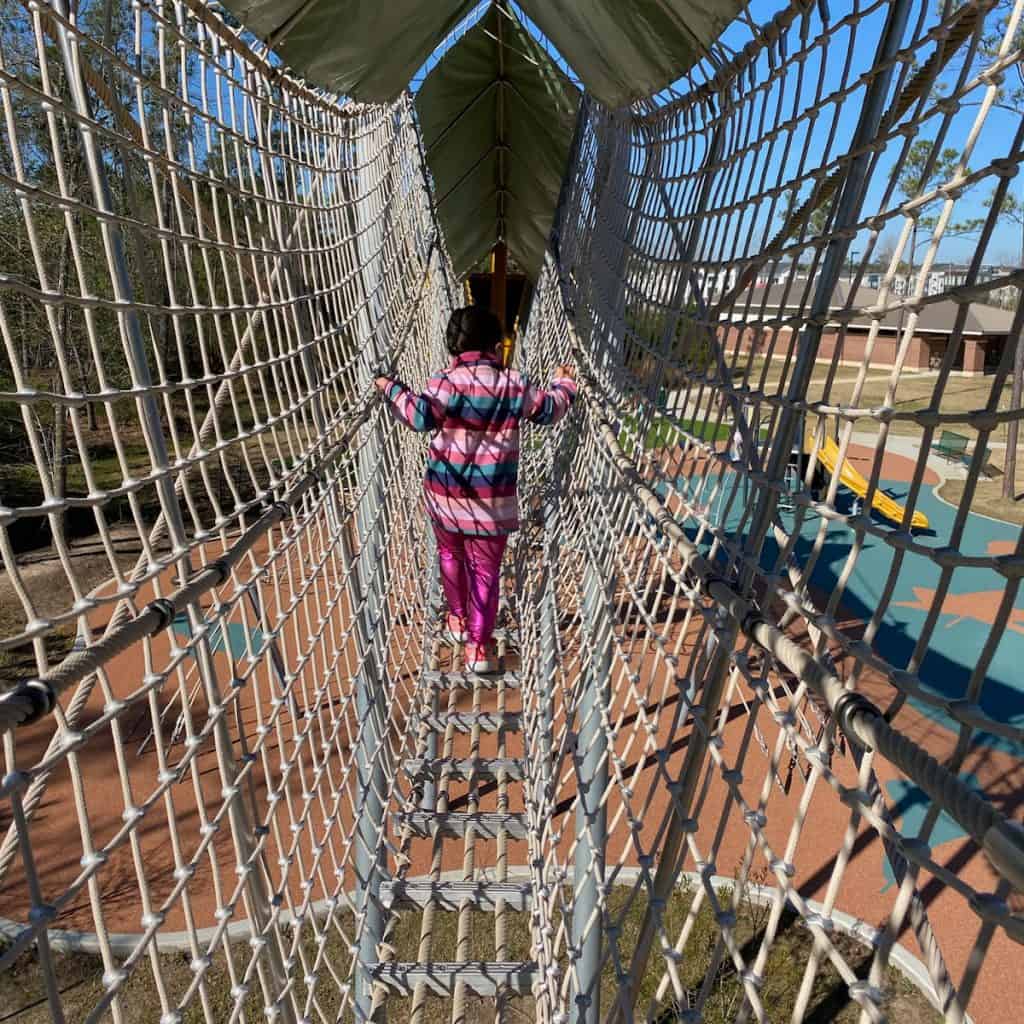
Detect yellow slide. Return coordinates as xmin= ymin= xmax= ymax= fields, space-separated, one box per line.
xmin=815 ymin=438 xmax=929 ymax=530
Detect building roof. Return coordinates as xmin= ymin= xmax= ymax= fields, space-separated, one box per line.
xmin=725 ymin=279 xmax=1017 ymax=337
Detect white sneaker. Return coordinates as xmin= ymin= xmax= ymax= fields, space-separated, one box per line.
xmin=465 ymin=641 xmax=498 ymax=674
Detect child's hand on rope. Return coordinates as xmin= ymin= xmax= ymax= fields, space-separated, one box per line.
xmin=372 ymin=362 xmax=397 ymax=396
xmin=554 ymin=364 xmax=575 ymax=380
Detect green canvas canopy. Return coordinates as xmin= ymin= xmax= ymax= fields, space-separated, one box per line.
xmin=222 ymin=1 xmax=739 ymax=109
xmin=222 ymin=1 xmax=742 ymax=277
xmin=414 ymin=6 xmax=579 ymax=277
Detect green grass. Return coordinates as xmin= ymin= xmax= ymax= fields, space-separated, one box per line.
xmin=0 ymin=883 xmax=940 ymax=1023
xmin=620 ymin=415 xmax=732 ymax=454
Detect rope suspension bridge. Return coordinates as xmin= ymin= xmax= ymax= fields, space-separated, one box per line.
xmin=0 ymin=1 xmax=1022 ymax=1021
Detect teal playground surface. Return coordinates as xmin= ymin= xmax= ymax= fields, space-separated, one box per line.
xmin=657 ymin=470 xmax=1024 ymax=758
xmin=171 ymin=613 xmax=265 ymax=661
xmin=881 ymin=774 xmax=982 ymax=890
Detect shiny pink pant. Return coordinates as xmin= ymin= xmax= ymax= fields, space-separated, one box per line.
xmin=432 ymin=522 xmax=508 ymax=644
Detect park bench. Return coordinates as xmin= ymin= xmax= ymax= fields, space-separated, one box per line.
xmin=931 ymin=430 xmax=969 ymax=463
xmin=931 ymin=430 xmax=995 ymax=477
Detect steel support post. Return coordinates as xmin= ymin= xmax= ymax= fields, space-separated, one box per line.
xmin=420 ymin=530 xmax=442 ymax=813
xmin=349 ymin=126 xmax=393 ymax=1021
xmin=571 ymin=573 xmax=611 ymax=1023
xmin=608 ymin=609 xmax=737 ymax=1024
xmin=538 ymin=446 xmax=566 ymax=810
xmin=537 ymin=354 xmax=580 ymax=811
xmin=740 ymin=0 xmax=913 ymax=590
xmin=539 ymin=580 xmax=558 ymax=805
xmin=586 ymin=112 xmax=631 ymax=406
xmin=571 ymin=499 xmax=612 ymax=1024
xmin=491 ymin=241 xmax=509 ymax=332
xmin=610 ymin=7 xmax=914 ymax=1022
xmin=352 ymin=432 xmax=390 ymax=1020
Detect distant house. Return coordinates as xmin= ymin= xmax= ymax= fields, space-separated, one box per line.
xmin=720 ymin=279 xmax=1017 ymax=374
xmin=863 ymin=265 xmax=1018 ymax=307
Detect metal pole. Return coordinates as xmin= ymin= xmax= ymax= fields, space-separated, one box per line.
xmin=492 ymin=241 xmax=509 ymax=330
xmin=587 ymin=112 xmax=631 ymax=405
xmin=350 ymin=488 xmax=389 ymax=1020
xmin=607 ymin=610 xmax=737 ymax=1024
xmin=493 ymin=0 xmax=508 ymax=335
xmin=350 ymin=366 xmax=391 ymax=1020
xmin=740 ymin=0 xmax=913 ymax=591
xmin=1003 ymin=313 xmax=1022 ymax=500
xmin=538 ymin=413 xmax=571 ymax=810
xmin=609 ymin=6 xmax=914 ymax=1022
xmin=539 ymin=581 xmax=557 ymax=807
xmin=571 ymin=548 xmax=612 ymax=1024
xmin=349 ymin=124 xmax=393 ymax=1019
xmin=420 ymin=534 xmax=441 ymax=813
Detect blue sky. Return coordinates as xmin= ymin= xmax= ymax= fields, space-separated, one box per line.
xmin=702 ymin=0 xmax=1022 ymax=266
xmin=688 ymin=0 xmax=1022 ymax=266
xmin=729 ymin=0 xmax=1023 ymax=267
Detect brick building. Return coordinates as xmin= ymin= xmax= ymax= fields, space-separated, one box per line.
xmin=721 ymin=280 xmax=1017 ymax=374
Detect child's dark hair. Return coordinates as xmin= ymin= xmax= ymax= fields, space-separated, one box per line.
xmin=446 ymin=306 xmax=503 ymax=356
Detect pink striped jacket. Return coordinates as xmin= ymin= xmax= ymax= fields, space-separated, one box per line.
xmin=380 ymin=350 xmax=577 ymax=535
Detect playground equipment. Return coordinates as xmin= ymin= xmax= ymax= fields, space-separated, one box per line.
xmin=0 ymin=2 xmax=1022 ymax=1023
xmin=814 ymin=438 xmax=931 ymax=531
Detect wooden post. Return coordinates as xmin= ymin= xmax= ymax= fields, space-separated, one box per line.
xmin=491 ymin=241 xmax=508 ymax=330
xmin=491 ymin=241 xmax=513 ymax=365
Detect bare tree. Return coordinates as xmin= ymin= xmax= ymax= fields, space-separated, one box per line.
xmin=895 ymin=140 xmax=961 ymax=280
xmin=875 ymin=233 xmax=899 ymax=273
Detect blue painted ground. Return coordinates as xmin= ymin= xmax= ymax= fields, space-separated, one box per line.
xmin=171 ymin=612 xmax=264 ymax=661
xmin=656 ymin=471 xmax=1024 ymax=757
xmin=880 ymin=775 xmax=981 ymax=890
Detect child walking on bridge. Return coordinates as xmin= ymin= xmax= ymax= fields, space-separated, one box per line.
xmin=375 ymin=306 xmax=576 ymax=673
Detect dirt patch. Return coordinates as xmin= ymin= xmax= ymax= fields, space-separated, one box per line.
xmin=810 ymin=371 xmax=1017 ymax=446
xmin=0 ymin=884 xmax=942 ymax=1024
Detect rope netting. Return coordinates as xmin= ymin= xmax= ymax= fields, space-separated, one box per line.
xmin=0 ymin=1 xmax=1021 ymax=1023
xmin=516 ymin=3 xmax=1024 ymax=1019
xmin=0 ymin=1 xmax=455 ymax=1019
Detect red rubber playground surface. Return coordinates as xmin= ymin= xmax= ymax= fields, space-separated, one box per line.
xmin=1 ymin=446 xmax=1021 ymax=1022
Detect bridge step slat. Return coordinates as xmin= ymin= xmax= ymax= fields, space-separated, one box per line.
xmin=403 ymin=757 xmax=526 ymax=781
xmin=370 ymin=961 xmax=537 ymax=997
xmin=435 ymin=625 xmax=517 ymax=643
xmin=421 ymin=670 xmax=521 ymax=690
xmin=380 ymin=880 xmax=532 ymax=912
xmin=421 ymin=711 xmax=521 ymax=733
xmin=394 ymin=811 xmax=529 ymax=840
